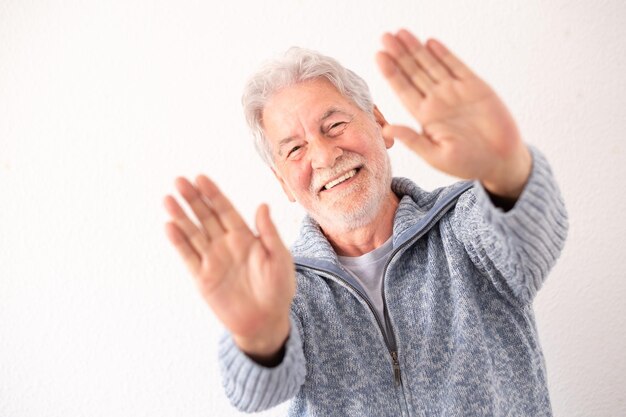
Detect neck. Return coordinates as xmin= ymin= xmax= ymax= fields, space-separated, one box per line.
xmin=320 ymin=191 xmax=399 ymax=257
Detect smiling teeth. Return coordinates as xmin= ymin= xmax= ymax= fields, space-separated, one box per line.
xmin=324 ymin=169 xmax=357 ymax=190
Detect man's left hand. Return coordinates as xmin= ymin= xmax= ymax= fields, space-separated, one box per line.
xmin=376 ymin=29 xmax=532 ymax=200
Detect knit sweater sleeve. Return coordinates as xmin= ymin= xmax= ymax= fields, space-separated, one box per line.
xmin=449 ymin=145 xmax=569 ymax=304
xmin=218 ymin=312 xmax=307 ymax=413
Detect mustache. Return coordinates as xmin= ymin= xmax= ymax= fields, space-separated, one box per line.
xmin=311 ymin=153 xmax=364 ymax=192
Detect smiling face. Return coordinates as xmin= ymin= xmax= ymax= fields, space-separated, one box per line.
xmin=261 ymin=78 xmax=395 ymax=233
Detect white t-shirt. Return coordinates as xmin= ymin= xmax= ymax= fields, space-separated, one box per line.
xmin=337 ymin=237 xmax=394 ymax=327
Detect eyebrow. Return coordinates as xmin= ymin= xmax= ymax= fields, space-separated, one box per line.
xmin=319 ymin=107 xmax=347 ymax=122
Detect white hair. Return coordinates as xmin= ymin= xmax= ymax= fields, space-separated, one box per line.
xmin=242 ymin=47 xmax=375 ymax=166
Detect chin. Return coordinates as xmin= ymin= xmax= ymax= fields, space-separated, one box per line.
xmin=315 ymin=193 xmax=385 ymax=233
xmin=310 ymin=158 xmax=393 ymax=233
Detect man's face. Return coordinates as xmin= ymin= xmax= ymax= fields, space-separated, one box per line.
xmin=262 ymin=78 xmax=394 ymax=232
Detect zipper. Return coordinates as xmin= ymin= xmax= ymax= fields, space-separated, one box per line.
xmin=380 ymin=189 xmax=466 ymax=365
xmin=393 ymin=350 xmax=411 ymax=417
xmin=294 ymin=264 xmax=397 ymax=365
xmin=294 ymin=183 xmax=471 ymax=414
xmin=295 ymin=189 xmax=465 ymax=373
xmin=391 ymin=351 xmax=402 ymax=386
xmin=293 ymin=262 xmax=411 ymax=414
xmin=294 ymin=211 xmax=438 ymax=385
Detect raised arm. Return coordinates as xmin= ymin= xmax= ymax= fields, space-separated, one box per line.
xmin=164 ymin=175 xmax=294 ymax=363
xmin=376 ymin=29 xmax=532 ymax=202
xmin=376 ymin=30 xmax=568 ymax=303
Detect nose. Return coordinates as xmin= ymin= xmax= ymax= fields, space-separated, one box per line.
xmin=310 ymin=137 xmax=343 ymax=170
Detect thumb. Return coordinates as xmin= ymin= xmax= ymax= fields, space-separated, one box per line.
xmin=383 ymin=124 xmax=435 ymax=159
xmin=255 ymin=203 xmax=285 ymax=254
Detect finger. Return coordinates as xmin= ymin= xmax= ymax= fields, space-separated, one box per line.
xmin=163 ymin=194 xmax=211 ymax=255
xmin=164 ymin=221 xmax=201 ymax=275
xmin=383 ymin=124 xmax=436 ymax=160
xmin=175 ymin=177 xmax=224 ymax=239
xmin=396 ymin=29 xmax=450 ymax=83
xmin=376 ymin=51 xmax=424 ymax=114
xmin=426 ymin=38 xmax=475 ymax=80
xmin=381 ymin=32 xmax=434 ymax=94
xmin=255 ymin=204 xmax=285 ymax=255
xmin=195 ymin=175 xmax=251 ymax=234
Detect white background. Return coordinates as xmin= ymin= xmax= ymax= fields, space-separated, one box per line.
xmin=1 ymin=0 xmax=625 ymax=416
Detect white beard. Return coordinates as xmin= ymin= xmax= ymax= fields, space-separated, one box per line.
xmin=307 ymin=148 xmax=394 ymax=234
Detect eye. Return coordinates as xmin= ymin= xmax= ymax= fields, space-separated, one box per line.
xmin=287 ymin=145 xmax=303 ymax=158
xmin=326 ymin=121 xmax=348 ymax=136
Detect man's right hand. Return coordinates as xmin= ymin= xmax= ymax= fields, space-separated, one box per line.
xmin=163 ymin=175 xmax=295 ymax=364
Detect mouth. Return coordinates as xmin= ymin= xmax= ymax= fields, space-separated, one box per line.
xmin=319 ymin=167 xmax=361 ymax=193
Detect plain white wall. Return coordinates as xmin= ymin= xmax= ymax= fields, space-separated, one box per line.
xmin=1 ymin=0 xmax=625 ymax=416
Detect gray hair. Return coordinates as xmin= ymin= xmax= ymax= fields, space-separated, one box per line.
xmin=242 ymin=47 xmax=375 ymax=167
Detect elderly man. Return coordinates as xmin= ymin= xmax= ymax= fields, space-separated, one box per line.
xmin=164 ymin=29 xmax=567 ymax=417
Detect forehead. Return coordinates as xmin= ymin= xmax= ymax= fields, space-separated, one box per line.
xmin=261 ymin=78 xmax=354 ymax=131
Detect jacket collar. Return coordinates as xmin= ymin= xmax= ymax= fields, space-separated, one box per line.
xmin=290 ymin=177 xmax=472 ymax=263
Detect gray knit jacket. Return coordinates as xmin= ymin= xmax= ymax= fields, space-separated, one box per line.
xmin=218 ymin=146 xmax=568 ymax=417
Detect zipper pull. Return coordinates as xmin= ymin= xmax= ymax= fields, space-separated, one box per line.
xmin=391 ymin=351 xmax=401 ymax=386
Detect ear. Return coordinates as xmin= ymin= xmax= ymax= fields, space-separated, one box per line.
xmin=373 ymin=105 xmax=394 ymax=149
xmin=271 ymin=167 xmax=296 ymax=203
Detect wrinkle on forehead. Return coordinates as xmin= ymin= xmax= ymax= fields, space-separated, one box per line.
xmin=262 ymin=80 xmax=357 ymax=154
xmin=262 ymin=78 xmax=350 ymax=127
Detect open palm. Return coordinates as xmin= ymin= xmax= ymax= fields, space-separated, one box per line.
xmin=377 ymin=29 xmax=531 ymax=195
xmin=164 ymin=176 xmax=294 ymax=353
